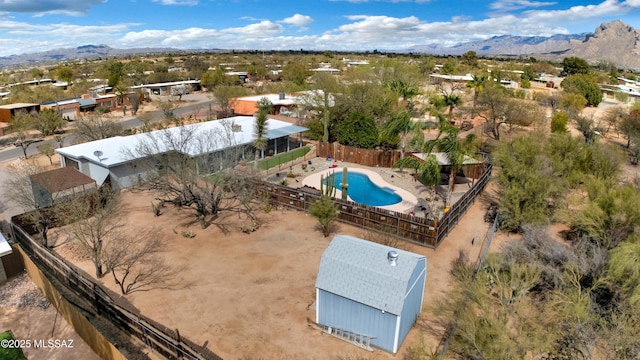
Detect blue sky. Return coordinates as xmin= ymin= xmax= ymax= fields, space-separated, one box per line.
xmin=0 ymin=0 xmax=639 ymax=57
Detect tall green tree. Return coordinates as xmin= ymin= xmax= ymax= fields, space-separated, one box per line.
xmin=393 ymin=154 xmax=440 ymax=191
xmin=35 ymin=108 xmax=65 ymax=136
xmin=106 ymin=60 xmax=126 ymax=87
xmin=460 ymin=50 xmax=479 ymax=67
xmin=562 ymin=56 xmax=591 ymax=75
xmin=424 ymin=117 xmax=476 ymax=206
xmin=561 ymin=74 xmax=602 ymax=107
xmin=282 ymin=60 xmax=311 ymax=86
xmin=56 ymin=65 xmax=74 ymax=84
xmin=336 ymin=111 xmax=379 ymax=149
xmin=304 ymin=72 xmax=340 ymax=143
xmin=253 ymin=97 xmax=272 ymax=170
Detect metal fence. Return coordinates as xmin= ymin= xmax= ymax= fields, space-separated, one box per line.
xmin=255 ymin=162 xmax=492 ymax=249
xmin=10 ymin=221 xmax=222 ymax=360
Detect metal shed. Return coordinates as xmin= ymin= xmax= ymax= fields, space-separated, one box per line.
xmin=315 ymin=235 xmax=427 ymax=353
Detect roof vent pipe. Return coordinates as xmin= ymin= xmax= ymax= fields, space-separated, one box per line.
xmin=387 ymin=250 xmax=398 ymax=266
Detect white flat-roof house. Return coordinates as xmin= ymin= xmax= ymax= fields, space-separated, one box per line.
xmin=56 ymin=116 xmax=307 ymax=190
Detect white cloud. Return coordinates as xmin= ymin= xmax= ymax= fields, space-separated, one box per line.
xmin=490 ymin=0 xmax=556 ymax=12
xmin=222 ymin=20 xmax=284 ymax=36
xmin=121 ymin=28 xmax=222 ymax=47
xmin=281 ymin=14 xmax=313 ymax=27
xmin=151 ymin=0 xmax=199 ymax=5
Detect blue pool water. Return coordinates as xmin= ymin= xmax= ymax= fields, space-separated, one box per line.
xmin=326 ymin=172 xmax=402 ymax=207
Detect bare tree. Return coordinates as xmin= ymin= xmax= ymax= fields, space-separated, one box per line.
xmin=477 ymin=84 xmax=510 ymax=140
xmin=11 ymin=110 xmax=37 ymax=158
xmin=211 ymin=85 xmax=248 ymax=118
xmin=103 ymin=228 xmax=173 ymax=295
xmin=64 ymin=188 xmax=122 ymax=278
xmin=126 ymin=120 xmax=257 ymax=229
xmin=155 ymin=99 xmax=179 ymax=122
xmin=3 ymin=162 xmax=57 ymax=246
xmin=128 ymin=90 xmax=142 ymax=115
xmin=37 ymin=143 xmax=56 ymax=165
xmin=72 ymin=114 xmax=123 ymax=143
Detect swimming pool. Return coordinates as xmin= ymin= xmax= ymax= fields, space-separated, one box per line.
xmin=325 ymin=172 xmax=402 ymax=207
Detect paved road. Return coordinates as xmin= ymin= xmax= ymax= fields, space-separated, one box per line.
xmin=0 ymin=97 xmax=217 ymax=163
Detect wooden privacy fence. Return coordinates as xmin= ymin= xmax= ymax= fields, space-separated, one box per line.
xmin=256 ymin=162 xmax=492 ymax=249
xmin=10 ymin=221 xmax=222 ymax=360
xmin=433 ymin=163 xmax=492 ymax=243
xmin=316 ymin=142 xmax=401 ymax=168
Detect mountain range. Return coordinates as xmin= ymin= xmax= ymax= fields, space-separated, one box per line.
xmin=1 ymin=20 xmax=639 ymax=70
xmin=406 ymin=20 xmax=640 ymax=70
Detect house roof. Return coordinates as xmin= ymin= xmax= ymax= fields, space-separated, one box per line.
xmin=234 ymin=93 xmax=299 ymax=106
xmin=315 ymin=235 xmax=425 ymax=315
xmin=30 ymin=167 xmax=96 ymax=194
xmin=78 ymin=98 xmax=97 ymax=108
xmin=130 ymin=80 xmax=200 ymax=89
xmin=55 ymin=116 xmax=308 ymax=168
xmin=0 ymin=103 xmax=40 ymax=110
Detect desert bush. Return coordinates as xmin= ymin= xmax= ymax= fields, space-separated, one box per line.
xmin=181 ymin=230 xmax=195 ymax=238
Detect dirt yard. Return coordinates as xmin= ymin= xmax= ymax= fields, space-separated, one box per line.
xmin=46 ymin=184 xmax=493 ymax=359
xmin=0 ymin=274 xmax=101 ymax=360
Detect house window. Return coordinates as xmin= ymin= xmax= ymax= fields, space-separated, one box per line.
xmin=65 ymin=157 xmax=79 ymax=170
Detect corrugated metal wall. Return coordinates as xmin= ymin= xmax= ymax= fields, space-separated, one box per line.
xmin=398 ymin=258 xmax=427 ymax=349
xmin=318 ymin=290 xmax=398 ymax=353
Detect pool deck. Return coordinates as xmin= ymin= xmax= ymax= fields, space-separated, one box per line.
xmin=301 ymin=167 xmax=419 ymax=213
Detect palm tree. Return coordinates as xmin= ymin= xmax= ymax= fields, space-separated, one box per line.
xmin=114 ymin=83 xmax=129 ymax=106
xmin=393 ymin=154 xmax=440 ymax=192
xmin=381 ymin=111 xmax=414 ymax=171
xmin=253 ymin=97 xmax=273 ymax=171
xmin=466 ymin=74 xmax=486 ymax=117
xmin=388 ymin=79 xmax=420 ymax=106
xmin=442 ymin=93 xmax=462 ymax=121
xmin=424 ymin=117 xmax=476 ymax=206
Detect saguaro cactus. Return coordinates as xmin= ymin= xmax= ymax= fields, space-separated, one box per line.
xmin=340 ymin=167 xmax=349 ymax=201
xmin=320 ymin=171 xmax=336 ymax=197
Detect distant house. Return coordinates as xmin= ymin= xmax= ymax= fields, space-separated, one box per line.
xmin=230 ymin=93 xmax=300 ymax=116
xmin=130 ymin=80 xmax=201 ymax=96
xmin=0 ymin=102 xmax=41 ymax=122
xmin=315 ymin=235 xmax=427 ymax=353
xmin=429 ymin=73 xmax=474 ymax=84
xmin=0 ymin=103 xmax=41 ymax=136
xmin=30 ymin=167 xmax=97 ymax=207
xmin=55 ymin=116 xmax=308 ymax=190
xmin=230 ymin=90 xmax=334 ymax=119
xmin=41 ymin=94 xmax=119 ymax=121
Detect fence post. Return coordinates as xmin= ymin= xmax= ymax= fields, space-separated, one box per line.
xmin=176 ymin=328 xmax=184 ymax=359
xmin=92 ymin=283 xmax=101 ymax=314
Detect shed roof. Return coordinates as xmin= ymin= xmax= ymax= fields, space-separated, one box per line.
xmin=0 ymin=231 xmax=11 ymax=257
xmin=56 ymin=116 xmax=308 ymax=168
xmin=316 ymin=235 xmax=425 ymax=315
xmin=412 ymin=152 xmax=481 ymax=166
xmin=30 ymin=167 xmax=96 ymax=194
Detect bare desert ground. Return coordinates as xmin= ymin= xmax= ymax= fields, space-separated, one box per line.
xmin=46 ymin=183 xmax=493 ymax=360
